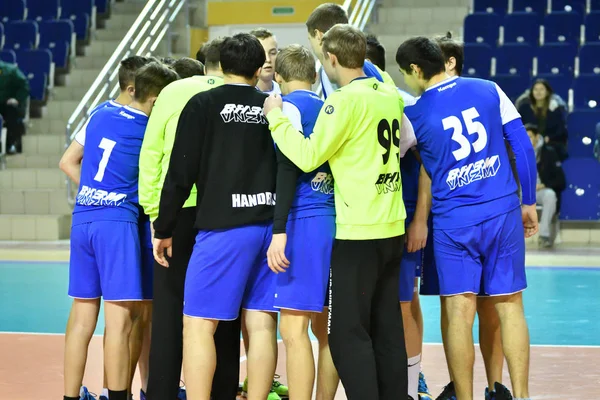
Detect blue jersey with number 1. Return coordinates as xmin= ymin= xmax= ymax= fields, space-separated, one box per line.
xmin=73 ymin=105 xmax=149 ymax=224
xmin=405 ymin=77 xmax=526 ymax=230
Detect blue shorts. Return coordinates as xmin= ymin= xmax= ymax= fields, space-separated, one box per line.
xmin=433 ymin=207 xmax=527 ymax=297
xmin=139 ymin=216 xmax=154 ymax=300
xmin=183 ymin=222 xmax=276 ymax=320
xmin=69 ymin=220 xmax=143 ymax=301
xmin=274 ymin=216 xmax=335 ymax=312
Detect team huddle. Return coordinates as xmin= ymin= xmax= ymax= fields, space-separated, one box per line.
xmin=61 ymin=3 xmax=539 ymax=400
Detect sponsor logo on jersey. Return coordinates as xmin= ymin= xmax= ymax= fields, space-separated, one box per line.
xmin=324 ymin=105 xmax=334 ymax=114
xmin=220 ymin=104 xmax=267 ymax=124
xmin=446 ymin=155 xmax=501 ymax=190
xmin=375 ymin=172 xmax=402 ymax=194
xmin=76 ymin=185 xmax=127 ymax=206
xmin=231 ymin=192 xmax=276 ymax=208
xmin=311 ymin=172 xmax=334 ymax=195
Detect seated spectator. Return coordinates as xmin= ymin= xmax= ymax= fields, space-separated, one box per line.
xmin=526 ymin=124 xmax=566 ymax=248
xmin=0 ymin=60 xmax=29 ymax=154
xmin=518 ymin=79 xmax=568 ymax=160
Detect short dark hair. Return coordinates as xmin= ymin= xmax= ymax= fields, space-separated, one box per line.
xmin=196 ymin=45 xmax=206 ymax=64
xmin=524 ymin=123 xmax=539 ymax=135
xmin=395 ymin=37 xmax=446 ymax=80
xmin=160 ymin=57 xmax=176 ymax=66
xmin=275 ymin=44 xmax=316 ymax=84
xmin=306 ymin=3 xmax=348 ymax=36
xmin=434 ymin=32 xmax=464 ymax=76
xmin=118 ymin=56 xmax=152 ymax=91
xmin=366 ymin=34 xmax=386 ymax=71
xmin=171 ymin=57 xmax=205 ymax=79
xmin=220 ymin=33 xmax=266 ymax=79
xmin=134 ymin=62 xmax=179 ymax=102
xmin=203 ymin=37 xmax=225 ymax=70
xmin=322 ymin=24 xmax=366 ymax=69
xmin=249 ymin=27 xmax=274 ymax=40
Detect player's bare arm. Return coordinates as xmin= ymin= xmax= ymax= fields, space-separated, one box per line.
xmin=59 ymin=140 xmax=84 ymax=186
xmin=407 ymin=162 xmax=432 ymax=253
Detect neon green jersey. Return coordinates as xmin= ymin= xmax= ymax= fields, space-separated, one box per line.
xmin=378 ymin=69 xmax=396 ymax=87
xmin=138 ymin=75 xmax=224 ymax=221
xmin=267 ymin=77 xmax=407 ymax=240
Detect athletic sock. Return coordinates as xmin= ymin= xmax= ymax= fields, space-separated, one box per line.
xmin=64 ymin=396 xmax=79 ymax=400
xmin=101 ymin=388 xmax=109 ymax=398
xmin=408 ymin=354 xmax=421 ymax=399
xmin=108 ymin=389 xmax=128 ymax=400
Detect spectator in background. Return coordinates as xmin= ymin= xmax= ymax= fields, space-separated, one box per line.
xmin=518 ymin=79 xmax=568 ymax=160
xmin=0 ymin=60 xmax=29 ymax=154
xmin=170 ymin=57 xmax=204 ymax=79
xmin=526 ymin=123 xmax=566 ymax=248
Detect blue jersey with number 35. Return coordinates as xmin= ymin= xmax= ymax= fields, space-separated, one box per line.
xmin=73 ymin=105 xmax=149 ymax=223
xmin=405 ymin=77 xmax=522 ymax=230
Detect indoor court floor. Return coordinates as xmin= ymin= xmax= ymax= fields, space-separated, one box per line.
xmin=0 ymin=242 xmax=599 ymax=399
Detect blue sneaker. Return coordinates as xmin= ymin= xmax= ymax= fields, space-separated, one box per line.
xmin=435 ymin=381 xmax=456 ymax=400
xmin=140 ymin=389 xmax=147 ymax=400
xmin=79 ymin=386 xmax=97 ymax=400
xmin=177 ymin=387 xmax=187 ymax=400
xmin=418 ymin=372 xmax=433 ymax=399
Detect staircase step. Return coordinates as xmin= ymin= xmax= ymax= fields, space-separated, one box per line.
xmin=5 ymin=154 xmax=62 ymax=169
xmin=27 ymin=119 xmax=67 ymax=135
xmin=96 ymin=27 xmax=132 ymax=41
xmin=112 ymin=1 xmax=148 ymax=15
xmin=0 ymin=214 xmax=71 ymax=240
xmin=22 ymin=134 xmax=65 ymax=156
xmin=88 ymin=40 xmax=123 ymax=57
xmin=52 ymin=85 xmax=91 ymax=101
xmin=0 ymin=189 xmax=72 ymax=215
xmin=66 ymin=68 xmax=103 ymax=87
xmin=0 ymin=168 xmax=67 ymax=190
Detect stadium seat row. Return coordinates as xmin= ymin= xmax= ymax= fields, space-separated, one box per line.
xmin=560 ymin=157 xmax=600 ymax=220
xmin=473 ymin=0 xmax=600 ymax=16
xmin=0 ymin=48 xmax=51 ymax=102
xmin=465 ymin=10 xmax=600 ymax=46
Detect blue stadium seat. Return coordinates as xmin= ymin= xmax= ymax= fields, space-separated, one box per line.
xmin=551 ymin=0 xmax=586 ymax=14
xmin=584 ymin=12 xmax=600 ymax=43
xmin=61 ymin=0 xmax=93 ymax=42
xmin=5 ymin=21 xmax=38 ymax=51
xmin=473 ymin=0 xmax=508 ymax=15
xmin=503 ymin=12 xmax=540 ymax=45
xmin=96 ymin=0 xmax=111 ymax=16
xmin=0 ymin=0 xmax=26 ymax=24
xmin=463 ymin=43 xmax=493 ymax=78
xmin=0 ymin=22 xmax=4 ymax=49
xmin=567 ymin=111 xmax=600 ymax=158
xmin=592 ymin=0 xmax=600 ymax=11
xmin=26 ymin=0 xmax=60 ymax=22
xmin=536 ymin=43 xmax=577 ymax=75
xmin=0 ymin=49 xmax=16 ymax=64
xmin=534 ymin=74 xmax=572 ymax=102
xmin=15 ymin=49 xmax=52 ymax=102
xmin=573 ymin=75 xmax=600 ymax=110
xmin=512 ymin=0 xmax=547 ymax=16
xmin=39 ymin=20 xmax=74 ymax=70
xmin=543 ymin=11 xmax=582 ymax=45
xmin=464 ymin=13 xmax=500 ymax=45
xmin=495 ymin=43 xmax=534 ymax=76
xmin=559 ymin=158 xmax=600 ymax=220
xmin=492 ymin=75 xmax=530 ymax=101
xmin=579 ymin=43 xmax=600 ymax=75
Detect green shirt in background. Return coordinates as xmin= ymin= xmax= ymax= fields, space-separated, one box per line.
xmin=138 ymin=75 xmax=224 ymax=222
xmin=267 ymin=77 xmax=407 ymax=240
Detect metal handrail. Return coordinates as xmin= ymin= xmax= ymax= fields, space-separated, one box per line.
xmin=64 ymin=0 xmax=189 ymax=205
xmin=315 ymin=0 xmax=379 ymax=96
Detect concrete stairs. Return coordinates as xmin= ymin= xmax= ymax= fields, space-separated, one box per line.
xmin=0 ymin=1 xmax=147 ymax=241
xmin=368 ymin=0 xmax=470 ymax=92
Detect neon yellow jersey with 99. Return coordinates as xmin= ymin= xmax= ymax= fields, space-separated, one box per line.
xmin=267 ymin=76 xmax=407 ymax=240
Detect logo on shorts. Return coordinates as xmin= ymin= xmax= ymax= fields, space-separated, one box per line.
xmin=324 ymin=105 xmax=334 ymax=115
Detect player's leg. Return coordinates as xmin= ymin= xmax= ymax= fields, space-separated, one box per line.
xmin=476 ymin=296 xmax=504 ymax=394
xmin=212 ymin=315 xmax=242 ymax=400
xmin=147 ymin=207 xmax=196 ymax=400
xmin=310 ymin=309 xmax=339 ymax=400
xmin=97 ymin=221 xmax=144 ymax=400
xmin=64 ymin=222 xmax=102 ymax=399
xmin=182 ymin=225 xmax=263 ymax=399
xmin=138 ymin=303 xmax=152 ymax=396
xmin=279 ymin=310 xmax=314 ymax=400
xmin=137 ymin=241 xmax=154 ymax=399
xmin=434 ymin=227 xmax=482 ymax=400
xmin=482 ymin=207 xmax=530 ymax=399
xmin=399 ymin=249 xmax=424 ymax=400
xmin=372 ymin=236 xmax=407 ymax=399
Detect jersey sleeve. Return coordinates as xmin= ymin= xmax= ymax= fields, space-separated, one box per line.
xmin=494 ymin=83 xmax=521 ymax=125
xmin=153 ymin=95 xmax=206 ymax=239
xmin=282 ymin=102 xmax=303 ymax=132
xmin=267 ymin=93 xmax=352 ymax=173
xmin=138 ymin=92 xmax=171 ymax=221
xmin=73 ymin=121 xmax=88 ymax=145
xmin=399 ymin=113 xmax=417 ymax=158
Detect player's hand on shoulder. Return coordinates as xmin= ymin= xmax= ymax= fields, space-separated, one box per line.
xmin=521 ymin=204 xmax=539 ymax=238
xmin=406 ymin=218 xmax=428 ymax=253
xmin=267 ymin=233 xmax=290 ymax=274
xmin=153 ymin=237 xmax=173 ymax=268
xmin=263 ymin=93 xmax=283 ymax=116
